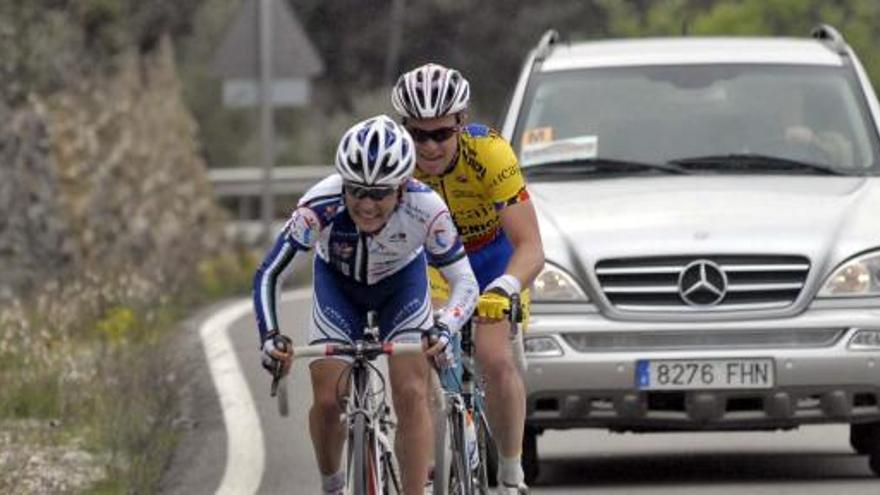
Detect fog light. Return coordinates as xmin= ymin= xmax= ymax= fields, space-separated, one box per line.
xmin=849 ymin=329 xmax=880 ymax=350
xmin=523 ymin=336 xmax=563 ymax=357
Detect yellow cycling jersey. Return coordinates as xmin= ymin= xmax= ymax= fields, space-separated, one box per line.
xmin=414 ymin=124 xmax=530 ymax=253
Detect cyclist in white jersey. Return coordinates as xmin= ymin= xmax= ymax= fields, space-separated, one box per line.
xmin=253 ymin=115 xmax=479 ymax=495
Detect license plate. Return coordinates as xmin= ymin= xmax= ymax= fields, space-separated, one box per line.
xmin=636 ymin=358 xmax=774 ymax=390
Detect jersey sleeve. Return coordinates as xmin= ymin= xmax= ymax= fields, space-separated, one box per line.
xmin=480 ymin=134 xmax=531 ymax=212
xmin=253 ymin=174 xmax=342 ymax=342
xmin=422 ymin=192 xmax=467 ymax=267
xmin=252 ymin=230 xmax=299 ymax=341
xmin=285 ymin=174 xmax=344 ymax=249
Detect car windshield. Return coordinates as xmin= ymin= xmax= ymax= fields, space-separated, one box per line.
xmin=514 ymin=64 xmax=880 ymax=176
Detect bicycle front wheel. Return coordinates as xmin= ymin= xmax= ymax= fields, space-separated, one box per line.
xmin=448 ymin=411 xmax=475 ymax=495
xmin=348 ymin=414 xmax=377 ymax=495
xmin=474 ymin=412 xmax=493 ymax=493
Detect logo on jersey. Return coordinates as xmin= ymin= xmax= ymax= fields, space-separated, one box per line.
xmin=403 ymin=203 xmax=431 ymax=223
xmin=331 ymin=241 xmax=355 ymax=260
xmin=491 ymin=164 xmax=520 ymax=187
xmin=433 ymin=228 xmax=448 ymax=248
xmin=323 ymin=204 xmax=339 ymax=218
xmin=429 ymin=212 xmax=457 ymax=251
xmin=389 ymin=232 xmax=407 ymax=243
xmin=288 ymin=208 xmax=320 ymax=246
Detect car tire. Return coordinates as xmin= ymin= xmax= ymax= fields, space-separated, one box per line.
xmin=522 ymin=426 xmax=540 ymax=485
xmin=850 ymin=422 xmax=880 ymax=455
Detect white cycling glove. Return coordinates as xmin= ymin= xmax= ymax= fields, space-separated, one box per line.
xmin=261 ymin=332 xmax=291 ymax=372
xmin=422 ymin=323 xmax=455 ymax=370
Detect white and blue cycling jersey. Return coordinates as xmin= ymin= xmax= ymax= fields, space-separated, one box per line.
xmin=253 ymin=174 xmax=478 ymax=345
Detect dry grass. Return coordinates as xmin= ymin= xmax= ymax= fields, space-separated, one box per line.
xmin=0 ymin=247 xmax=257 ymax=493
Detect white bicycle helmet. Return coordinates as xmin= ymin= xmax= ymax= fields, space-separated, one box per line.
xmin=335 ymin=115 xmax=415 ymax=187
xmin=391 ymin=63 xmax=470 ymax=119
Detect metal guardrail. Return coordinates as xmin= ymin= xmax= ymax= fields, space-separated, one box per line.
xmin=208 ymin=165 xmax=333 ymax=197
xmin=208 ymin=165 xmax=333 ymax=244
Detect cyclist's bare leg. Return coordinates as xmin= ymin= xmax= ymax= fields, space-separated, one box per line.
xmin=388 ymin=353 xmax=433 ymax=495
xmin=474 ymin=319 xmax=525 ymax=458
xmin=309 ymin=359 xmax=349 ymax=475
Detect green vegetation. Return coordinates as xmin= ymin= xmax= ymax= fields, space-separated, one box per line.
xmin=3 ymin=0 xmax=879 ymax=492
xmin=0 ymin=0 xmax=207 ymax=103
xmin=178 ymin=0 xmax=880 ymax=170
xmin=0 ymin=249 xmax=258 ymax=493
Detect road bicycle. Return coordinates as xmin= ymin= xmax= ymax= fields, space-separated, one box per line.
xmin=433 ymin=293 xmax=522 ymax=495
xmin=272 ymin=311 xmax=423 ymax=495
xmin=432 ymin=319 xmax=493 ymax=495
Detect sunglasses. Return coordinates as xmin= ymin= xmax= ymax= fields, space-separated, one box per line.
xmin=344 ymin=183 xmax=398 ymax=201
xmin=406 ymin=125 xmax=458 ymax=143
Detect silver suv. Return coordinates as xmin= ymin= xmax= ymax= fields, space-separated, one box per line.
xmin=503 ymin=25 xmax=880 ymax=481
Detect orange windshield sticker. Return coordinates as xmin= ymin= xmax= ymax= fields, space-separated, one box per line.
xmin=522 ymin=127 xmax=554 ymax=147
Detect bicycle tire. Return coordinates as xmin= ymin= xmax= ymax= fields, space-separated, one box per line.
xmin=476 ymin=412 xmax=495 ymax=491
xmin=381 ymin=446 xmax=400 ymax=495
xmin=448 ymin=410 xmax=475 ymax=495
xmin=349 ymin=414 xmax=370 ymax=495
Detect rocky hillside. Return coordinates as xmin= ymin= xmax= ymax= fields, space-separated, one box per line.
xmin=0 ymin=2 xmax=235 ymax=492
xmin=0 ymin=36 xmax=223 ymax=300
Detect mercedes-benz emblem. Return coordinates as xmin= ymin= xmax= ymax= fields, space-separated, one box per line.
xmin=678 ymin=259 xmax=728 ymax=306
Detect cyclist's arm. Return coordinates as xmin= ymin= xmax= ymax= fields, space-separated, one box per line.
xmin=498 ymin=199 xmax=544 ymax=288
xmin=425 ymin=208 xmax=479 ymax=333
xmin=252 ymin=206 xmax=319 ymax=342
xmin=483 ymin=135 xmax=545 ymax=289
xmin=436 ymin=255 xmax=479 ymax=333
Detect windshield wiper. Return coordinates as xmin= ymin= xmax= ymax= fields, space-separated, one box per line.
xmin=524 ymin=158 xmax=690 ymax=176
xmin=667 ymin=154 xmax=851 ymax=176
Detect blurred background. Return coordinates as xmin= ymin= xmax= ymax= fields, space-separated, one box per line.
xmin=1 ymin=0 xmax=879 ymax=492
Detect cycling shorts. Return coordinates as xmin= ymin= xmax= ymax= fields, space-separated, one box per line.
xmin=309 ymin=252 xmax=433 ymax=347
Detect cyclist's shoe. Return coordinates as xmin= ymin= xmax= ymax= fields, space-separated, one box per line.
xmin=497 ymin=482 xmax=529 ymax=494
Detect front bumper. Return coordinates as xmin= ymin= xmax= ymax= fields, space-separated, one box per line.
xmin=523 ymin=304 xmax=880 ymax=431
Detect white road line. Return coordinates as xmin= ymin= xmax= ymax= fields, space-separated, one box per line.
xmin=199 ymin=288 xmax=311 ymax=495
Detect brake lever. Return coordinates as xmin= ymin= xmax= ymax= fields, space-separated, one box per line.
xmin=507 ymin=293 xmax=523 ymax=338
xmin=269 ymin=335 xmax=291 ymax=397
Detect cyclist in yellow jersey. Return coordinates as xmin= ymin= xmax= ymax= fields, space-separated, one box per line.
xmin=392 ymin=63 xmax=544 ymax=494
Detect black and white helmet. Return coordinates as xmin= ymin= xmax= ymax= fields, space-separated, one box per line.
xmin=335 ymin=115 xmax=415 ymax=187
xmin=391 ymin=63 xmax=470 ymax=119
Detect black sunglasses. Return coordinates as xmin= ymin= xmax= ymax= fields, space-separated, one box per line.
xmin=344 ymin=183 xmax=398 ymax=201
xmin=406 ymin=125 xmax=458 ymax=143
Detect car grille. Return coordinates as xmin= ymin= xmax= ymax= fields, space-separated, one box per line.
xmin=561 ymin=328 xmax=843 ymax=352
xmin=595 ymin=255 xmax=810 ymax=312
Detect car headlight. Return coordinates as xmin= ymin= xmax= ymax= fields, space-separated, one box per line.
xmin=849 ymin=329 xmax=880 ymax=350
xmin=532 ymin=262 xmax=589 ymax=302
xmin=818 ymin=251 xmax=880 ymax=297
xmin=523 ymin=336 xmax=564 ymax=357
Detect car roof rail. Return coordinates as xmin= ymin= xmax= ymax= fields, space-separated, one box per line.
xmin=811 ymin=23 xmax=848 ymax=56
xmin=534 ymin=29 xmax=560 ymax=62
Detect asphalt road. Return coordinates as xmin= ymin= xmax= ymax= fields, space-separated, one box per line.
xmin=163 ymin=292 xmax=880 ymax=494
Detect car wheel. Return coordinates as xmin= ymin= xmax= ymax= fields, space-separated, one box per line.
xmin=850 ymin=422 xmax=880 ymax=455
xmin=522 ymin=426 xmax=540 ymax=485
